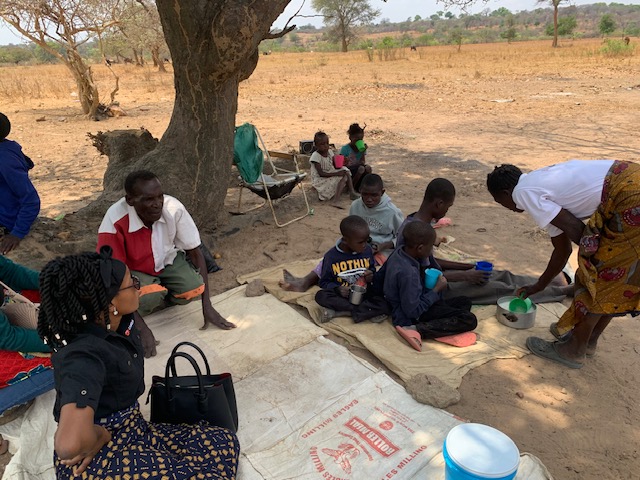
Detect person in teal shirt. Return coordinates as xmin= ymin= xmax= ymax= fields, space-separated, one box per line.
xmin=339 ymin=123 xmax=372 ymax=192
xmin=0 ymin=255 xmax=49 ymax=352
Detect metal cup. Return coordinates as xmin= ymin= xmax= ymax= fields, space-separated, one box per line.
xmin=349 ymin=285 xmax=366 ymax=305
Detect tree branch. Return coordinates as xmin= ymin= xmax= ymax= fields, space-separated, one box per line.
xmin=264 ymin=0 xmax=305 ymax=40
xmin=264 ymin=24 xmax=296 ymax=39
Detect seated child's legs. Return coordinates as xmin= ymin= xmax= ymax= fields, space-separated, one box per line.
xmin=351 ymin=295 xmax=390 ymax=323
xmin=415 ymin=297 xmax=477 ymax=339
xmin=134 ymin=270 xmax=168 ymax=316
xmin=315 ymin=289 xmax=354 ymax=315
xmin=156 ymin=251 xmax=204 ymax=307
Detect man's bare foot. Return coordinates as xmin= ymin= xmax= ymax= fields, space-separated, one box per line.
xmin=279 ymin=269 xmax=310 ymax=292
xmin=201 ymin=311 xmax=236 ymax=330
xmin=349 ymin=192 xmax=361 ymax=200
xmin=0 ymin=437 xmax=8 ymax=455
xmin=330 ymin=202 xmax=345 ymax=209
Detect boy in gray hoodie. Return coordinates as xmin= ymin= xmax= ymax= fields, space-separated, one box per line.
xmin=348 ymin=174 xmax=404 ymax=263
xmin=280 ymin=174 xmax=403 ymax=292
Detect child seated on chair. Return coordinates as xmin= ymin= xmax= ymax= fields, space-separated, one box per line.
xmin=309 ymin=131 xmax=359 ymax=208
xmin=315 ymin=216 xmax=389 ymax=323
xmin=383 ymin=221 xmax=477 ymax=352
xmin=339 ymin=123 xmax=372 ymax=192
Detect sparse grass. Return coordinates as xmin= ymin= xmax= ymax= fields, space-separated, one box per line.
xmin=600 ymin=38 xmax=635 ymax=57
xmin=0 ymin=65 xmax=72 ymax=101
xmin=375 ymin=47 xmax=407 ymax=62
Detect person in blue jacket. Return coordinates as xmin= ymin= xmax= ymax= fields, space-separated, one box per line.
xmin=0 ymin=112 xmax=40 ymax=254
xmin=0 ymin=255 xmax=48 ymax=352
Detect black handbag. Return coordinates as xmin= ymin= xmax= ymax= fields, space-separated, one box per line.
xmin=147 ymin=342 xmax=238 ymax=432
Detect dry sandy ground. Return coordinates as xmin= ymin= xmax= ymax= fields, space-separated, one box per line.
xmin=1 ymin=38 xmax=640 ymax=478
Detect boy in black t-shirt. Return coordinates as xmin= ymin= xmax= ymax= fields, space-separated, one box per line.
xmin=315 ymin=215 xmax=389 ymax=323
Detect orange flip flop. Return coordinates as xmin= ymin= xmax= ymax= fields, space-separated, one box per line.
xmin=395 ymin=326 xmax=422 ymax=352
xmin=433 ymin=332 xmax=477 ymax=347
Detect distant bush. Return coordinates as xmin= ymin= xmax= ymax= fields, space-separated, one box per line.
xmin=415 ymin=34 xmax=437 ymax=46
xmin=600 ymin=38 xmax=635 ymax=56
xmin=545 ymin=16 xmax=577 ymax=36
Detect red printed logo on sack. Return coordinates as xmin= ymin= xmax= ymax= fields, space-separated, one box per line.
xmin=344 ymin=417 xmax=399 ymax=457
xmin=379 ymin=421 xmax=393 ymax=431
xmin=321 ymin=443 xmax=360 ymax=474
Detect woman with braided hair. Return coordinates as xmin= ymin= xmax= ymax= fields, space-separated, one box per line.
xmin=38 ymin=247 xmax=239 ymax=479
xmin=487 ymin=160 xmax=640 ymax=369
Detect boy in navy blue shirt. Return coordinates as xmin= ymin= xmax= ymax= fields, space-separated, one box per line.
xmin=315 ymin=215 xmax=389 ymax=323
xmin=383 ymin=221 xmax=477 ymax=351
xmin=0 ymin=112 xmax=40 ymax=254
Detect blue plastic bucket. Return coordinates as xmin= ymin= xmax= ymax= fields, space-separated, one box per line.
xmin=443 ymin=424 xmax=519 ymax=480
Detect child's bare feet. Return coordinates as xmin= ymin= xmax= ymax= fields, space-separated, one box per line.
xmin=279 ymin=269 xmax=311 ymax=292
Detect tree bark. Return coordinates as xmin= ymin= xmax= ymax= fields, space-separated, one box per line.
xmin=151 ymin=45 xmax=166 ymax=72
xmin=67 ymin=50 xmax=100 ymax=118
xmin=129 ymin=0 xmax=291 ymax=227
xmin=552 ymin=5 xmax=559 ymax=48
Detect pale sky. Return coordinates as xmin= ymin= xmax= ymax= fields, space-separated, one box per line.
xmin=0 ymin=0 xmax=638 ymax=45
xmin=273 ymin=0 xmax=639 ymax=28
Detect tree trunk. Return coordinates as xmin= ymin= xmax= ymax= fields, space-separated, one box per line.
xmin=129 ymin=0 xmax=291 ymax=227
xmin=340 ymin=20 xmax=348 ymax=52
xmin=66 ymin=50 xmax=100 ymax=118
xmin=132 ymin=49 xmax=146 ymax=66
xmin=151 ymin=46 xmax=166 ymax=73
xmin=552 ymin=5 xmax=559 ymax=48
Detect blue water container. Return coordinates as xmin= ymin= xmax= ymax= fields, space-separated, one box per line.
xmin=443 ymin=423 xmax=519 ymax=480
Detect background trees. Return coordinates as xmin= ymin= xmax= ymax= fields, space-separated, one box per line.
xmin=538 ymin=0 xmax=567 ymax=47
xmin=501 ymin=14 xmax=518 ymax=43
xmin=599 ymin=14 xmax=616 ymax=37
xmin=312 ymin=0 xmax=380 ymax=52
xmin=0 ymin=0 xmax=124 ymax=118
xmin=545 ymin=16 xmax=577 ymax=37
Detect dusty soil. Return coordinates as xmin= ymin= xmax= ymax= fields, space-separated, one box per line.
xmin=1 ymin=38 xmax=640 ymax=478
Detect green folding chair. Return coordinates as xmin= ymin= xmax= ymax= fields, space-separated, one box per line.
xmin=232 ymin=123 xmax=311 ymax=227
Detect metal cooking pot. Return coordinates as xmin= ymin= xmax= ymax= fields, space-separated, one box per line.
xmin=496 ymin=296 xmax=536 ymax=329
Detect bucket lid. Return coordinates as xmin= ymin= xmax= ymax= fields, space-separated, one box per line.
xmin=445 ymin=423 xmax=520 ymax=478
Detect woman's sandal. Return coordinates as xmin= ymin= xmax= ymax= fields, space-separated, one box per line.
xmin=395 ymin=326 xmax=422 ymax=352
xmin=526 ymin=336 xmax=583 ymax=369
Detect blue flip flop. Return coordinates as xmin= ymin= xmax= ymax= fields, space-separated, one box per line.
xmin=526 ymin=336 xmax=583 ymax=369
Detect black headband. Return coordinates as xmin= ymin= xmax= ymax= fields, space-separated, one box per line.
xmin=98 ymin=246 xmax=127 ymax=302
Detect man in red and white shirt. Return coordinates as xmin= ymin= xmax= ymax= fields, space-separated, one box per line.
xmin=97 ymin=170 xmax=235 ymax=330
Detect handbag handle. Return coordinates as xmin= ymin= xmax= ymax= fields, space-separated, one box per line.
xmin=169 ymin=341 xmax=212 ymax=376
xmin=164 ymin=352 xmax=208 ymax=413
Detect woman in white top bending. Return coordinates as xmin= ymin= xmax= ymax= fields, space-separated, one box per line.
xmin=487 ymin=160 xmax=640 ymax=369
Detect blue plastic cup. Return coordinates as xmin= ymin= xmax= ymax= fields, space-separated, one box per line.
xmin=475 ymin=261 xmax=493 ymax=285
xmin=475 ymin=261 xmax=493 ymax=272
xmin=425 ymin=268 xmax=443 ymax=289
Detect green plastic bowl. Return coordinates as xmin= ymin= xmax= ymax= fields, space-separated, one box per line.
xmin=509 ymin=296 xmax=533 ymax=313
